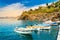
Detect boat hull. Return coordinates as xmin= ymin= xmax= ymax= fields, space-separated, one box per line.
xmin=14 ymin=29 xmax=32 ymax=34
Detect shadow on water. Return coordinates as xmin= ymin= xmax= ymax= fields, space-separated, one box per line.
xmin=19 ymin=34 xmax=33 ymax=40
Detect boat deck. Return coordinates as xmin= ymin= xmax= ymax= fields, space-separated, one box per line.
xmin=26 ymin=26 xmax=51 ymax=30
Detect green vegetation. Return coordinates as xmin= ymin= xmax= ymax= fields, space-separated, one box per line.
xmin=18 ymin=1 xmax=60 ymax=21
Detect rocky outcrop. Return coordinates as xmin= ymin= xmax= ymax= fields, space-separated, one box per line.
xmin=18 ymin=12 xmax=60 ymax=21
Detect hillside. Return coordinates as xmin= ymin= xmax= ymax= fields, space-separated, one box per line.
xmin=18 ymin=1 xmax=60 ymax=21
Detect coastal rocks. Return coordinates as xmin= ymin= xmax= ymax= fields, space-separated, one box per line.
xmin=18 ymin=12 xmax=60 ymax=21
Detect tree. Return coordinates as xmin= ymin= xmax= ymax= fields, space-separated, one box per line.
xmin=29 ymin=9 xmax=33 ymax=11
xmin=46 ymin=3 xmax=51 ymax=8
xmin=46 ymin=3 xmax=48 ymax=7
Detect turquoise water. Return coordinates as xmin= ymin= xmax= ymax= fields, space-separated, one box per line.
xmin=0 ymin=19 xmax=59 ymax=40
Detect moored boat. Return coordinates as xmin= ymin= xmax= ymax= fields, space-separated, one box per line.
xmin=14 ymin=27 xmax=32 ymax=34
xmin=14 ymin=26 xmax=51 ymax=34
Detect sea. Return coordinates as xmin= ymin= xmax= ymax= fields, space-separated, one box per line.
xmin=0 ymin=19 xmax=59 ymax=40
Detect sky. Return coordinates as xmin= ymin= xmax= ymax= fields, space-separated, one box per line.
xmin=0 ymin=0 xmax=57 ymax=17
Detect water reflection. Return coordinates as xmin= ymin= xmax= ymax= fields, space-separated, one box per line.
xmin=50 ymin=25 xmax=59 ymax=40
xmin=20 ymin=34 xmax=33 ymax=40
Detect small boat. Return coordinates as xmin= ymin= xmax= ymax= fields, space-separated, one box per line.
xmin=44 ymin=20 xmax=52 ymax=24
xmin=56 ymin=21 xmax=60 ymax=23
xmin=14 ymin=26 xmax=51 ymax=34
xmin=44 ymin=20 xmax=57 ymax=25
xmin=14 ymin=27 xmax=32 ymax=34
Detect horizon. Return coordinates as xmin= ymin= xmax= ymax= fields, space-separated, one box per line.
xmin=0 ymin=0 xmax=57 ymax=17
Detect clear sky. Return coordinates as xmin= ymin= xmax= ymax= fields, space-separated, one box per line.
xmin=0 ymin=0 xmax=57 ymax=17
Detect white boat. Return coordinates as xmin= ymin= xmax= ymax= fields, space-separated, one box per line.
xmin=44 ymin=20 xmax=52 ymax=24
xmin=14 ymin=26 xmax=51 ymax=34
xmin=56 ymin=21 xmax=60 ymax=24
xmin=44 ymin=20 xmax=58 ymax=25
xmin=14 ymin=27 xmax=32 ymax=34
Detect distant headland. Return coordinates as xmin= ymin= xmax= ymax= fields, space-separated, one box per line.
xmin=0 ymin=17 xmax=16 ymax=19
